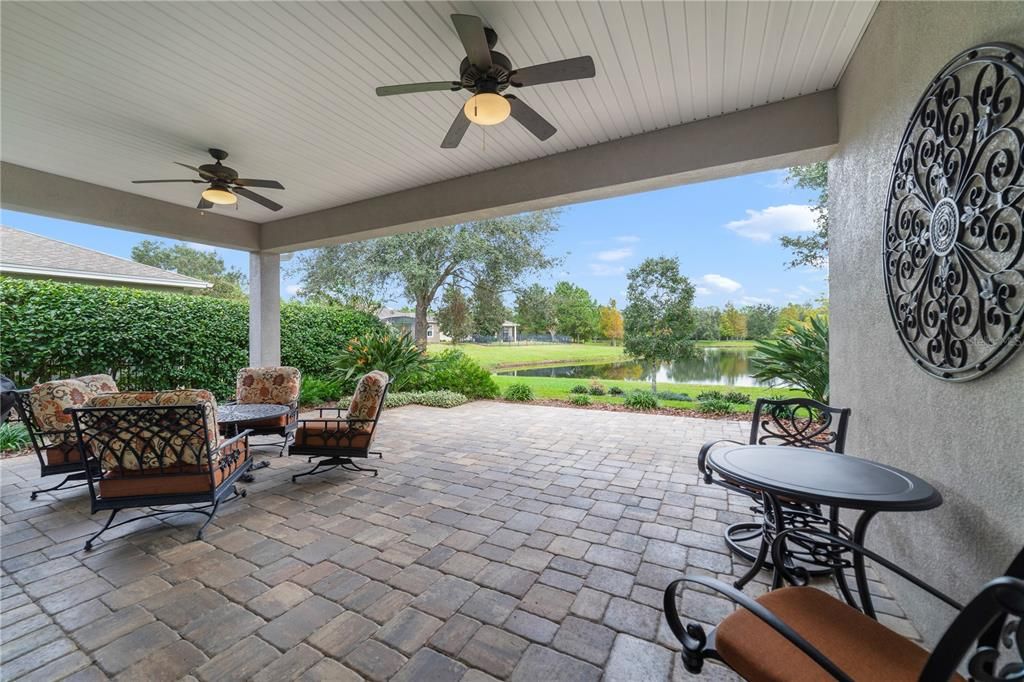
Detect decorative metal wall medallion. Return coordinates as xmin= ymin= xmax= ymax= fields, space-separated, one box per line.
xmin=883 ymin=43 xmax=1024 ymax=381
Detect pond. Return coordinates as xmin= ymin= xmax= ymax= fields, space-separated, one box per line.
xmin=496 ymin=346 xmax=785 ymax=387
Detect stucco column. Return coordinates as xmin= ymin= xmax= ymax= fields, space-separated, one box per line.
xmin=249 ymin=252 xmax=281 ymax=367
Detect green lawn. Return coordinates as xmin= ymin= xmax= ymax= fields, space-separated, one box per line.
xmin=430 ymin=340 xmax=757 ymax=370
xmin=492 ymin=375 xmax=803 ymax=414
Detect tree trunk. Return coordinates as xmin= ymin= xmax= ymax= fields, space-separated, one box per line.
xmin=650 ymin=369 xmax=657 ymax=394
xmin=414 ymin=299 xmax=429 ymax=351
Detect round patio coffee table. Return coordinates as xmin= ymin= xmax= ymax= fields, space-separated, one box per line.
xmin=217 ymin=403 xmax=290 ymax=476
xmin=707 ymin=444 xmax=941 ymax=618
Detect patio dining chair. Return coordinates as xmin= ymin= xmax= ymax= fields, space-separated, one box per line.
xmin=11 ymin=374 xmax=120 ymax=500
xmin=697 ymin=397 xmax=852 ymax=586
xmin=225 ymin=366 xmax=301 ymax=455
xmin=68 ymin=388 xmax=252 ymax=550
xmin=664 ymin=529 xmax=1023 ymax=682
xmin=290 ymin=370 xmax=390 ymax=482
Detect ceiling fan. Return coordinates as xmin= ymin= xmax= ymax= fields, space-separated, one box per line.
xmin=132 ymin=149 xmax=285 ymax=211
xmin=375 ymin=14 xmax=596 ymax=148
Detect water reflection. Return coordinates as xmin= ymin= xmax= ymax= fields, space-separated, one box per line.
xmin=497 ymin=347 xmax=784 ymax=387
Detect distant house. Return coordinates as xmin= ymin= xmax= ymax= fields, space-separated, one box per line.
xmin=499 ymin=321 xmax=519 ymax=343
xmin=377 ymin=307 xmax=450 ymax=343
xmin=0 ymin=226 xmax=211 ymax=292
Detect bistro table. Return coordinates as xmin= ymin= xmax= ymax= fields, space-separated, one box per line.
xmin=706 ymin=444 xmax=942 ymax=618
xmin=217 ymin=403 xmax=290 ymax=477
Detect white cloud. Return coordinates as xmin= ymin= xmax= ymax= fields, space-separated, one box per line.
xmin=724 ymin=204 xmax=816 ymax=242
xmin=285 ymin=283 xmax=302 ymax=295
xmin=700 ymin=273 xmax=742 ymax=293
xmin=740 ymin=295 xmax=773 ymax=305
xmin=589 ymin=263 xmax=626 ymax=276
xmin=615 ymin=235 xmax=640 ymax=243
xmin=596 ymin=247 xmax=632 ymax=262
xmin=695 ymin=287 xmax=712 ymax=296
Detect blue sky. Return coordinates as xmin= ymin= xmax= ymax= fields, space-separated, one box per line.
xmin=1 ymin=168 xmax=825 ymax=309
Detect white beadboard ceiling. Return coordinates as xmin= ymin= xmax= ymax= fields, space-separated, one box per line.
xmin=0 ymin=1 xmax=876 ymax=223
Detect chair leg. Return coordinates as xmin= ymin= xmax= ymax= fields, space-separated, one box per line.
xmin=338 ymin=459 xmax=378 ymax=477
xmin=196 ymin=500 xmax=221 ymax=540
xmin=292 ymin=460 xmax=333 ymax=483
xmin=31 ymin=475 xmax=87 ymax=501
xmin=84 ymin=509 xmax=119 ymax=551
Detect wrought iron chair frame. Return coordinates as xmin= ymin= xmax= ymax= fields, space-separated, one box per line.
xmin=68 ymin=403 xmax=253 ymax=550
xmin=12 ymin=389 xmax=98 ymax=500
xmin=289 ymin=380 xmax=391 ymax=482
xmin=697 ymin=397 xmax=852 ymax=586
xmin=220 ymin=399 xmax=299 ymax=457
xmin=665 ymin=530 xmax=1023 ymax=681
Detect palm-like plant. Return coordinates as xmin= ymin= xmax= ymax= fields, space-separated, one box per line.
xmin=332 ymin=329 xmax=429 ymax=392
xmin=751 ymin=315 xmax=830 ymax=404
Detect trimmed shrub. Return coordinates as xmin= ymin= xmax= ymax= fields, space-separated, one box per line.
xmin=723 ymin=390 xmax=752 ymax=405
xmin=332 ymin=329 xmax=429 ymax=393
xmin=698 ymin=398 xmax=734 ymax=414
xmin=624 ymin=391 xmax=659 ymax=410
xmin=0 ymin=422 xmax=30 ymax=452
xmin=569 ymin=384 xmax=589 ymax=394
xmin=504 ymin=383 xmax=534 ymax=401
xmin=697 ymin=390 xmax=724 ymax=402
xmin=0 ymin=277 xmax=384 ymax=399
xmin=588 ymin=381 xmax=606 ymax=396
xmin=568 ymin=393 xmax=592 ymax=406
xmin=419 ymin=349 xmax=499 ymax=399
xmin=608 ymin=386 xmax=625 ymax=395
xmin=385 ymin=390 xmax=468 ymax=408
xmin=656 ymin=390 xmax=693 ymax=402
xmin=299 ymin=376 xmax=343 ymax=407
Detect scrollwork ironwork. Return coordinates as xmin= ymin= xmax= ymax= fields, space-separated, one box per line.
xmin=884 ymin=43 xmax=1024 ymax=381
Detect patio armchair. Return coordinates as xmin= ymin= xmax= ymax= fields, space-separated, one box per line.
xmin=290 ymin=370 xmax=390 ymax=482
xmin=225 ymin=366 xmax=301 ymax=455
xmin=664 ymin=529 xmax=1023 ymax=682
xmin=697 ymin=397 xmax=851 ymax=586
xmin=11 ymin=374 xmax=120 ymax=500
xmin=68 ymin=388 xmax=252 ymax=550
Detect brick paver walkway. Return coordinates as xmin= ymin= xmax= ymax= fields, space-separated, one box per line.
xmin=1 ymin=402 xmax=918 ymax=681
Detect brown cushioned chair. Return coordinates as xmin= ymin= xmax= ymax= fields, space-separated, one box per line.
xmin=11 ymin=374 xmax=119 ymax=500
xmin=68 ymin=389 xmax=252 ymax=550
xmin=289 ymin=370 xmax=390 ymax=482
xmin=225 ymin=366 xmax=301 ymax=456
xmin=664 ymin=528 xmax=1023 ymax=682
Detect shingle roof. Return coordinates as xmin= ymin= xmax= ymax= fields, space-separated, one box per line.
xmin=0 ymin=226 xmax=212 ymax=289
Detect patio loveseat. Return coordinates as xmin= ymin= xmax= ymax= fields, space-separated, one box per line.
xmin=68 ymin=388 xmax=252 ymax=550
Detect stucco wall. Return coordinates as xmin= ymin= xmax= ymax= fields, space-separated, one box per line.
xmin=830 ymin=1 xmax=1024 ymax=643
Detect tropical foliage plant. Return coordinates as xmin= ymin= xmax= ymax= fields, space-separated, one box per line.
xmin=751 ymin=314 xmax=830 ymax=403
xmin=504 ymin=383 xmax=534 ymax=401
xmin=418 ymin=349 xmax=499 ymax=399
xmin=569 ymin=393 xmax=592 ymax=406
xmin=332 ymin=329 xmax=429 ymax=392
xmin=0 ymin=422 xmax=30 ymax=452
xmin=623 ymin=391 xmax=659 ymax=411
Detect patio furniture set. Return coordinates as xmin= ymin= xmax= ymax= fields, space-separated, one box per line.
xmin=672 ymin=397 xmax=1024 ymax=680
xmin=6 ymin=367 xmax=390 ymax=551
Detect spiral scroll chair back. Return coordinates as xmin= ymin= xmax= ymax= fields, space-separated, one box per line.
xmin=750 ymin=397 xmax=851 ymax=453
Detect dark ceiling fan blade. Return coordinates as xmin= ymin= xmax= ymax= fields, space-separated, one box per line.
xmin=451 ymin=14 xmax=492 ymax=70
xmin=509 ymin=56 xmax=596 ymax=87
xmin=441 ymin=108 xmax=472 ymax=149
xmin=376 ymin=82 xmax=462 ymax=97
xmin=507 ymin=95 xmax=556 ymax=141
xmin=233 ymin=186 xmax=283 ymax=211
xmin=197 ymin=197 xmax=214 ymax=209
xmin=132 ymin=179 xmax=204 ymax=183
xmin=174 ymin=162 xmax=215 ymax=179
xmin=233 ymin=178 xmax=285 ymax=189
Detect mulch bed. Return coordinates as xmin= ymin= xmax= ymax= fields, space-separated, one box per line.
xmin=492 ymin=398 xmax=752 ymax=421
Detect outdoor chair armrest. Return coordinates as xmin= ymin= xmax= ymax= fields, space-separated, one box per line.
xmin=213 ymin=428 xmax=252 ymax=455
xmin=664 ymin=575 xmax=855 ymax=682
xmin=298 ymin=413 xmax=376 ymax=427
xmin=697 ymin=438 xmax=744 ymax=482
xmin=770 ymin=528 xmax=963 ymax=611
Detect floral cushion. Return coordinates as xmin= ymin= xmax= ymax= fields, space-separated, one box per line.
xmin=346 ymin=371 xmax=389 ymax=433
xmin=28 ymin=380 xmax=93 ymax=435
xmin=236 ymin=367 xmax=301 ymax=405
xmin=75 ymin=374 xmax=119 ymax=394
xmin=85 ymin=389 xmax=219 ymax=471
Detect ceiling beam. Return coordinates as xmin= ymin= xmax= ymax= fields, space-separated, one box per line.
xmin=259 ymin=90 xmax=838 ymax=252
xmin=1 ymin=163 xmax=260 ymax=251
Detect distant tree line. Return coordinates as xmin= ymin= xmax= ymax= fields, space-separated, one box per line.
xmin=690 ymin=301 xmax=828 ymax=341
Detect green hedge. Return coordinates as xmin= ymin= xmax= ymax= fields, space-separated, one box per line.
xmin=0 ymin=277 xmax=383 ymax=399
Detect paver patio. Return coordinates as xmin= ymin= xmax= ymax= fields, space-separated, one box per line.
xmin=0 ymin=402 xmax=918 ymax=681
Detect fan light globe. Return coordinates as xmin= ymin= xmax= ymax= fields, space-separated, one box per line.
xmin=464 ymin=93 xmax=510 ymax=125
xmin=202 ymin=186 xmax=237 ymax=205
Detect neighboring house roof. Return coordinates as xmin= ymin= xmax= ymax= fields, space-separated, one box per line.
xmin=0 ymin=226 xmax=211 ymax=290
xmin=378 ymin=307 xmax=438 ymax=324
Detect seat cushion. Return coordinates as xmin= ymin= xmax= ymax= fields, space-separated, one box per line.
xmin=294 ymin=422 xmax=371 ymax=450
xmin=716 ymin=587 xmax=960 ymax=682
xmin=98 ymin=440 xmax=249 ymax=498
xmin=75 ymin=374 xmax=118 ymax=394
xmin=45 ymin=443 xmax=81 ymax=466
xmin=236 ymin=367 xmax=301 ymax=405
xmin=29 ymin=379 xmax=93 ymax=434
